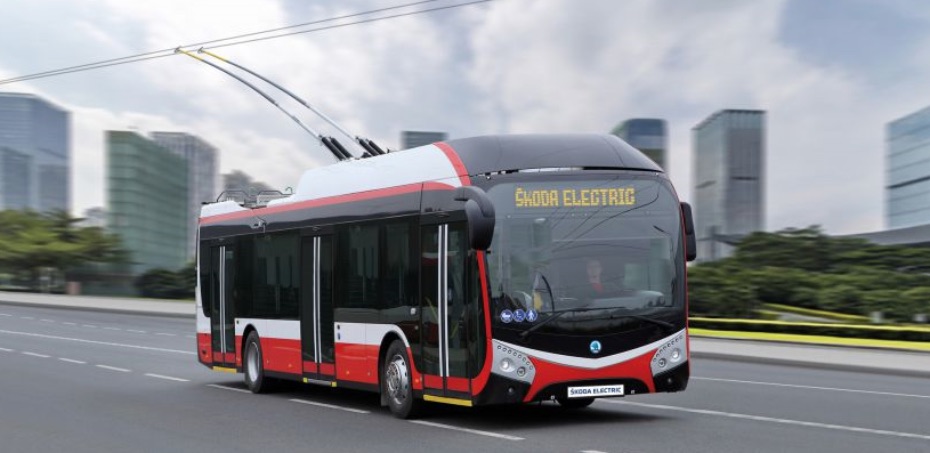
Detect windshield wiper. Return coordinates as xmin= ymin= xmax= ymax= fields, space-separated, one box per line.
xmin=519 ymin=307 xmax=677 ymax=341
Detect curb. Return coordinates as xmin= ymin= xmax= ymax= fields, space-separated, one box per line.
xmin=0 ymin=300 xmax=192 ymax=319
xmin=691 ymin=350 xmax=930 ymax=380
xmin=690 ymin=334 xmax=930 ymax=355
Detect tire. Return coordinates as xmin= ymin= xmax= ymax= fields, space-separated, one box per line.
xmin=382 ymin=340 xmax=421 ymax=419
xmin=243 ymin=331 xmax=270 ymax=393
xmin=556 ymin=397 xmax=595 ymax=409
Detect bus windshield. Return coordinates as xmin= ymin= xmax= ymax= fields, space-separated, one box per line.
xmin=484 ymin=173 xmax=684 ymax=340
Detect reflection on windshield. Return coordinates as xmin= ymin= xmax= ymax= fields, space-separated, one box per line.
xmin=485 ymin=175 xmax=683 ymax=333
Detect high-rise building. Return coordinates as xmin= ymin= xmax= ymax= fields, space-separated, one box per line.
xmin=611 ymin=118 xmax=667 ymax=171
xmin=692 ymin=110 xmax=765 ymax=261
xmin=0 ymin=92 xmax=70 ymax=212
xmin=107 ymin=131 xmax=189 ymax=276
xmin=401 ymin=130 xmax=447 ymax=149
xmin=887 ymin=106 xmax=930 ymax=229
xmin=151 ymin=132 xmax=219 ymax=259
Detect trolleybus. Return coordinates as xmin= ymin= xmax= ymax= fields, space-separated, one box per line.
xmin=196 ymin=134 xmax=696 ymax=418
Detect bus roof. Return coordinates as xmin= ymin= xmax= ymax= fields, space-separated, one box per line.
xmin=202 ymin=134 xmax=660 ymax=219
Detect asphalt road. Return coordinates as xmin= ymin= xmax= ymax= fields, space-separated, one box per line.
xmin=1 ymin=303 xmax=928 ymax=453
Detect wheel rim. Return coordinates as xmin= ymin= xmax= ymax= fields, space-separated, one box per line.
xmin=246 ymin=342 xmax=260 ymax=383
xmin=385 ymin=354 xmax=409 ymax=407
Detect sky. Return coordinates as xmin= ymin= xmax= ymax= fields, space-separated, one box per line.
xmin=1 ymin=0 xmax=929 ymax=235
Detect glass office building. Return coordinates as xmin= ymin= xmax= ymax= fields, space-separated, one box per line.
xmin=887 ymin=106 xmax=930 ymax=229
xmin=693 ymin=110 xmax=766 ymax=261
xmin=107 ymin=131 xmax=189 ymax=275
xmin=151 ymin=132 xmax=219 ymax=259
xmin=401 ymin=130 xmax=447 ymax=149
xmin=0 ymin=92 xmax=70 ymax=212
xmin=611 ymin=118 xmax=667 ymax=171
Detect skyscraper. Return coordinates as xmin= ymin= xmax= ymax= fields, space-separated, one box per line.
xmin=151 ymin=132 xmax=219 ymax=259
xmin=401 ymin=131 xmax=447 ymax=149
xmin=611 ymin=118 xmax=667 ymax=171
xmin=107 ymin=131 xmax=189 ymax=275
xmin=693 ymin=110 xmax=765 ymax=261
xmin=0 ymin=92 xmax=70 ymax=212
xmin=887 ymin=106 xmax=930 ymax=229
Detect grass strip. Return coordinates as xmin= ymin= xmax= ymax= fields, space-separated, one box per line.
xmin=691 ymin=328 xmax=930 ymax=352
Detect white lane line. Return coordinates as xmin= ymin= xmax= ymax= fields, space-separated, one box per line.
xmin=581 ymin=450 xmax=609 ymax=453
xmin=21 ymin=316 xmax=34 ymax=320
xmin=0 ymin=329 xmax=194 ymax=355
xmin=0 ymin=313 xmax=11 ymax=317
xmin=22 ymin=352 xmax=50 ymax=358
xmin=127 ymin=329 xmax=147 ymax=334
xmin=693 ymin=377 xmax=930 ymax=400
xmin=145 ymin=373 xmax=190 ymax=382
xmin=289 ymin=398 xmax=370 ymax=414
xmin=207 ymin=384 xmax=252 ymax=394
xmin=603 ymin=401 xmax=930 ymax=441
xmin=83 ymin=325 xmax=98 ymax=328
xmin=103 ymin=327 xmax=122 ymax=331
xmin=62 ymin=322 xmax=77 ymax=326
xmin=96 ymin=364 xmax=131 ymax=373
xmin=155 ymin=333 xmax=177 ymax=337
xmin=40 ymin=319 xmax=55 ymax=323
xmin=0 ymin=347 xmax=13 ymax=352
xmin=409 ymin=420 xmax=524 ymax=441
xmin=59 ymin=358 xmax=86 ymax=364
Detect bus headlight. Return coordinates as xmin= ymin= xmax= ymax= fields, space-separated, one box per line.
xmin=671 ymin=348 xmax=682 ymax=362
xmin=500 ymin=358 xmax=515 ymax=373
xmin=651 ymin=330 xmax=687 ymax=376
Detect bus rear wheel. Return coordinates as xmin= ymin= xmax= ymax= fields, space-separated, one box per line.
xmin=244 ymin=332 xmax=270 ymax=393
xmin=382 ymin=340 xmax=421 ymax=419
xmin=557 ymin=397 xmax=595 ymax=409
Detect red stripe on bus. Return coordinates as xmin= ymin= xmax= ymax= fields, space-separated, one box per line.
xmin=471 ymin=251 xmax=493 ymax=395
xmin=197 ymin=333 xmax=212 ymax=364
xmin=201 ymin=181 xmax=455 ymax=225
xmin=334 ymin=343 xmax=378 ymax=384
xmin=319 ymin=362 xmax=335 ymax=376
xmin=259 ymin=337 xmax=301 ymax=375
xmin=524 ymin=350 xmax=657 ymax=402
xmin=423 ymin=374 xmax=443 ymax=389
xmin=446 ymin=376 xmax=470 ymax=393
xmin=434 ymin=142 xmax=471 ymax=186
xmin=212 ymin=351 xmax=223 ymax=363
xmin=406 ymin=347 xmax=423 ymax=390
xmin=303 ymin=361 xmax=319 ymax=374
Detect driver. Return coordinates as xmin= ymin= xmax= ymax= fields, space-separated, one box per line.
xmin=581 ymin=258 xmax=622 ymax=298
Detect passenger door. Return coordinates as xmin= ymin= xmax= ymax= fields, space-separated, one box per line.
xmin=300 ymin=232 xmax=336 ymax=383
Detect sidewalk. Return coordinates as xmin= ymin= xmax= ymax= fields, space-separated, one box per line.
xmin=2 ymin=291 xmax=927 ymax=378
xmin=691 ymin=336 xmax=930 ymax=378
xmin=0 ymin=291 xmax=192 ymax=318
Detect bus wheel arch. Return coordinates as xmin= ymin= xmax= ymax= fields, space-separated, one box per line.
xmin=378 ymin=332 xmax=404 ymax=406
xmin=381 ymin=338 xmax=421 ymax=419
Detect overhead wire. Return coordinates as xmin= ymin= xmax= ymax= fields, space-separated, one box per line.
xmin=0 ymin=0 xmax=491 ymax=86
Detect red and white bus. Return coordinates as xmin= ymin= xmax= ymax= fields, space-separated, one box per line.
xmin=196 ymin=134 xmax=696 ymax=418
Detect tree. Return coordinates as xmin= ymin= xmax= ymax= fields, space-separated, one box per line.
xmin=0 ymin=210 xmax=128 ymax=289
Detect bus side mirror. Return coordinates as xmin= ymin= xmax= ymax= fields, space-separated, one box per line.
xmin=681 ymin=202 xmax=697 ymax=262
xmin=454 ymin=186 xmax=496 ymax=251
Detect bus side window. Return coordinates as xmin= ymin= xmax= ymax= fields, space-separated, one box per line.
xmin=199 ymin=243 xmax=212 ymax=318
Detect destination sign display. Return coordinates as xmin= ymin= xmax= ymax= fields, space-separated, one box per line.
xmin=514 ymin=186 xmax=636 ymax=208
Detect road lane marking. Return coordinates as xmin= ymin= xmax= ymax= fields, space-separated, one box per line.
xmin=103 ymin=327 xmax=122 ymax=331
xmin=83 ymin=325 xmax=98 ymax=328
xmin=22 ymin=352 xmax=50 ymax=358
xmin=0 ymin=347 xmax=12 ymax=352
xmin=40 ymin=319 xmax=55 ymax=323
xmin=155 ymin=333 xmax=177 ymax=337
xmin=145 ymin=373 xmax=190 ymax=382
xmin=62 ymin=322 xmax=77 ymax=326
xmin=289 ymin=398 xmax=370 ymax=414
xmin=0 ymin=329 xmax=194 ymax=355
xmin=0 ymin=313 xmax=11 ymax=317
xmin=581 ymin=450 xmax=609 ymax=453
xmin=207 ymin=384 xmax=252 ymax=394
xmin=127 ymin=329 xmax=147 ymax=333
xmin=21 ymin=316 xmax=34 ymax=320
xmin=96 ymin=365 xmax=131 ymax=373
xmin=59 ymin=358 xmax=86 ymax=364
xmin=693 ymin=377 xmax=930 ymax=400
xmin=603 ymin=400 xmax=930 ymax=441
xmin=409 ymin=420 xmax=524 ymax=441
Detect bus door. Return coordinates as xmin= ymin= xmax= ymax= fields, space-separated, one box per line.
xmin=420 ymin=222 xmax=472 ymax=400
xmin=210 ymin=244 xmax=236 ymax=368
xmin=300 ymin=233 xmax=336 ymax=383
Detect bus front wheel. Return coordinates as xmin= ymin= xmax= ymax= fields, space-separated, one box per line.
xmin=382 ymin=340 xmax=421 ymax=419
xmin=244 ymin=332 xmax=269 ymax=393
